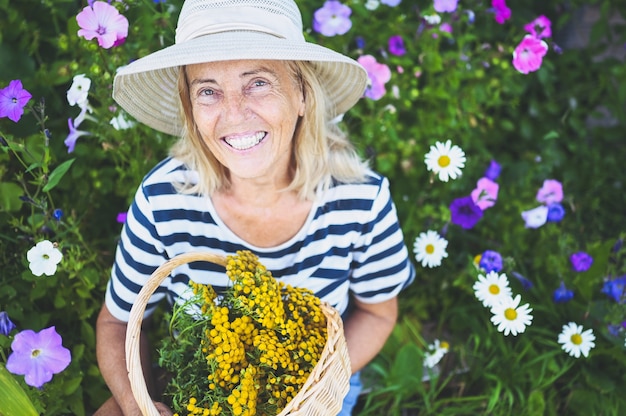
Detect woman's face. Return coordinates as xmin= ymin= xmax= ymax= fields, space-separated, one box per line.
xmin=186 ymin=59 xmax=305 ymax=185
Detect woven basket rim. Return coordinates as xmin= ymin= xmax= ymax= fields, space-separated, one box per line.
xmin=125 ymin=251 xmax=351 ymax=416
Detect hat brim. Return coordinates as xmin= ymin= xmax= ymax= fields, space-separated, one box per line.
xmin=112 ymin=31 xmax=368 ymax=136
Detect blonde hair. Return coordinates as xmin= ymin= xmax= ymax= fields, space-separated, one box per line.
xmin=170 ymin=60 xmax=369 ymax=200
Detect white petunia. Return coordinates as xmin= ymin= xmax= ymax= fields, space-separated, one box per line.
xmin=473 ymin=271 xmax=512 ymax=308
xmin=423 ymin=339 xmax=449 ymax=368
xmin=423 ymin=14 xmax=442 ymax=25
xmin=413 ymin=230 xmax=448 ymax=268
xmin=66 ymin=74 xmax=91 ymax=108
xmin=110 ymin=112 xmax=136 ymax=130
xmin=424 ymin=140 xmax=466 ymax=182
xmin=490 ymin=294 xmax=533 ymax=336
xmin=27 ymin=240 xmax=63 ymax=277
xmin=558 ymin=322 xmax=595 ymax=358
xmin=521 ymin=205 xmax=549 ymax=229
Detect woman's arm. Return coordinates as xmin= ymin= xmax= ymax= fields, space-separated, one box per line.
xmin=96 ymin=304 xmax=172 ymax=415
xmin=342 ymin=296 xmax=398 ymax=373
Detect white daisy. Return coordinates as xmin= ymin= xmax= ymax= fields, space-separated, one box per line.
xmin=424 ymin=339 xmax=449 ymax=368
xmin=424 ymin=140 xmax=466 ymax=182
xmin=558 ymin=322 xmax=596 ymax=358
xmin=413 ymin=230 xmax=448 ymax=268
xmin=27 ymin=240 xmax=63 ymax=277
xmin=473 ymin=271 xmax=512 ymax=308
xmin=490 ymin=294 xmax=533 ymax=336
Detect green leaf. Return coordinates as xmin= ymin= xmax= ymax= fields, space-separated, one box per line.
xmin=0 ymin=364 xmax=39 ymax=416
xmin=42 ymin=158 xmax=75 ymax=192
xmin=0 ymin=182 xmax=23 ymax=212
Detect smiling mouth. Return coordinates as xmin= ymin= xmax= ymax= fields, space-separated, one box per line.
xmin=224 ymin=132 xmax=266 ymax=150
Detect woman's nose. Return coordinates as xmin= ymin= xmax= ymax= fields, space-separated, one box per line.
xmin=221 ymin=93 xmax=250 ymax=121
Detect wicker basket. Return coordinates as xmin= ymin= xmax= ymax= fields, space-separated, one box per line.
xmin=125 ymin=251 xmax=352 ymax=416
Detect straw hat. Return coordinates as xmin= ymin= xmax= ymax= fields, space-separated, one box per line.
xmin=112 ymin=0 xmax=368 ymax=137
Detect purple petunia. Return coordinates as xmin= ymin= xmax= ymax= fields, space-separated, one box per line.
xmin=450 ymin=196 xmax=483 ymax=229
xmin=65 ymin=118 xmax=90 ymax=153
xmin=570 ymin=251 xmax=593 ymax=272
xmin=313 ymin=0 xmax=352 ymax=37
xmin=0 ymin=311 xmax=16 ymax=336
xmin=479 ymin=250 xmax=503 ymax=273
xmin=6 ymin=326 xmax=71 ymax=388
xmin=0 ymin=80 xmax=32 ymax=123
xmin=553 ymin=281 xmax=574 ymax=303
xmin=76 ymin=1 xmax=129 ymax=49
xmin=116 ymin=212 xmax=128 ymax=223
xmin=388 ymin=35 xmax=406 ymax=56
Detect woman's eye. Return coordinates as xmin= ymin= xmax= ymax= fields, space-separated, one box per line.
xmin=253 ymin=80 xmax=268 ymax=87
xmin=199 ymin=88 xmax=214 ymax=96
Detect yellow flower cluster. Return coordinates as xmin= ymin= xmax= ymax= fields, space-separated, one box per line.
xmin=165 ymin=250 xmax=328 ymax=416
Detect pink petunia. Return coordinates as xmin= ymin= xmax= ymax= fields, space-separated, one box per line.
xmin=358 ymin=55 xmax=392 ymax=100
xmin=434 ymin=0 xmax=458 ymax=13
xmin=512 ymin=35 xmax=549 ymax=74
xmin=76 ymin=1 xmax=129 ymax=49
xmin=471 ymin=177 xmax=499 ymax=210
xmin=491 ymin=0 xmax=511 ymax=24
xmin=536 ymin=179 xmax=563 ymax=205
xmin=524 ymin=15 xmax=552 ymax=39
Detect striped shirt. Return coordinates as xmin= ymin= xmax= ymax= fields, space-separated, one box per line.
xmin=105 ymin=157 xmax=415 ymax=322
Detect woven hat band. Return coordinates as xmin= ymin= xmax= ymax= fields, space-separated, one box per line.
xmin=175 ymin=6 xmax=305 ymax=43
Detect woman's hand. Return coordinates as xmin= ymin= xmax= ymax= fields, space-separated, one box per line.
xmin=154 ymin=401 xmax=174 ymax=416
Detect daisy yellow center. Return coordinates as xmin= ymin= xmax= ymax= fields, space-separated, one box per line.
xmin=440 ymin=341 xmax=450 ymax=349
xmin=425 ymin=244 xmax=435 ymax=254
xmin=488 ymin=284 xmax=500 ymax=295
xmin=570 ymin=333 xmax=583 ymax=345
xmin=438 ymin=155 xmax=451 ymax=167
xmin=504 ymin=308 xmax=517 ymax=321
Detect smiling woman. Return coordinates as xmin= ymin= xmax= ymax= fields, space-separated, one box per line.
xmin=95 ymin=0 xmax=415 ymax=415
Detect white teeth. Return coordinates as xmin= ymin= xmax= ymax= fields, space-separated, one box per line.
xmin=224 ymin=132 xmax=265 ymax=150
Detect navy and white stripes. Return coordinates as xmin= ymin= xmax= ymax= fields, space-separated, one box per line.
xmin=105 ymin=157 xmax=415 ymax=321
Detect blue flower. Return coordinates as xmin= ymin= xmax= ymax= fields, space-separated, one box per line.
xmin=0 ymin=311 xmax=16 ymax=336
xmin=484 ymin=159 xmax=501 ymax=181
xmin=601 ymin=275 xmax=626 ymax=303
xmin=512 ymin=271 xmax=533 ymax=290
xmin=553 ymin=282 xmax=574 ymax=303
xmin=479 ymin=250 xmax=503 ymax=272
xmin=53 ymin=208 xmax=63 ymax=221
xmin=546 ymin=203 xmax=565 ymax=222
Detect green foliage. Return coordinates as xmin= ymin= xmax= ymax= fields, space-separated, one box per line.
xmin=0 ymin=0 xmax=625 ymax=414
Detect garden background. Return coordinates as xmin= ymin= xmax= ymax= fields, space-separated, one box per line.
xmin=0 ymin=0 xmax=625 ymax=415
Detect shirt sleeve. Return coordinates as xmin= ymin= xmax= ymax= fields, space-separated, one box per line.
xmin=349 ymin=177 xmax=415 ymax=303
xmin=104 ymin=183 xmax=169 ymax=322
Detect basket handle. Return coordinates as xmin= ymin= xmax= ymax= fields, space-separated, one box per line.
xmin=125 ymin=252 xmax=227 ymax=416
